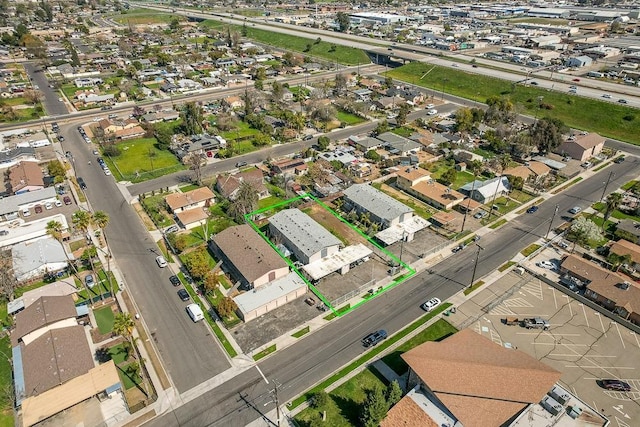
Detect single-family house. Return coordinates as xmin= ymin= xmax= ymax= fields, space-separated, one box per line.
xmin=396 ymin=167 xmax=465 ymax=210
xmin=459 ymin=176 xmax=510 ymax=204
xmin=616 ymin=219 xmax=640 ymax=245
xmin=164 ymin=187 xmax=215 ymax=230
xmin=8 ymin=161 xmax=44 ymax=194
xmin=503 ymin=161 xmax=551 ymax=183
xmin=223 ymin=95 xmax=244 ymax=110
xmin=384 ymin=329 xmax=562 ymax=427
xmin=609 ymin=239 xmax=640 ymax=270
xmin=216 ymin=169 xmax=269 ymax=201
xmin=11 ymin=237 xmax=69 ymax=282
xmin=271 ymin=158 xmax=306 ymax=176
xmin=556 ymin=132 xmax=606 ymax=162
xmin=376 ymin=132 xmax=422 ymax=156
xmin=269 ymin=208 xmax=342 ymax=265
xmin=210 ymin=224 xmax=289 ymax=289
xmin=342 ymin=183 xmax=414 ymax=228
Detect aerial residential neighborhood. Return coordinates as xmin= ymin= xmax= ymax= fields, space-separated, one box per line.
xmin=0 ymin=0 xmax=640 ymax=426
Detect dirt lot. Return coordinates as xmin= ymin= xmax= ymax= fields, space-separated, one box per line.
xmin=305 ymin=202 xmax=369 ymax=246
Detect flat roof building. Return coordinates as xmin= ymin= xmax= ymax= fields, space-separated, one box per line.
xmin=343 ymin=184 xmax=413 ymax=228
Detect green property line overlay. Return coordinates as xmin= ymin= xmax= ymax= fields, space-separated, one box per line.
xmin=244 ymin=192 xmax=416 ymax=318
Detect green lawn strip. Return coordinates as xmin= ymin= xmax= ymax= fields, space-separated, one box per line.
xmin=290 ymin=303 xmax=451 ymax=409
xmin=157 ymin=239 xmax=174 ymax=263
xmin=294 ymin=367 xmax=387 ymax=427
xmin=220 ymin=120 xmax=261 ymax=141
xmin=253 ymin=344 xmax=277 ymax=361
xmin=117 ymin=362 xmax=142 ymax=390
xmin=488 ymin=218 xmax=507 ymax=229
xmin=621 ymin=180 xmax=638 ymax=191
xmin=509 ymin=190 xmax=536 ymax=204
xmin=258 ymin=195 xmax=286 ymax=209
xmin=179 ymin=184 xmax=200 ymax=192
xmin=386 ymin=62 xmax=640 ymax=144
xmin=498 ymin=261 xmax=516 ymax=272
xmin=0 ymin=337 xmax=14 ymax=426
xmin=323 ymin=304 xmax=351 ymax=321
xmin=593 ymin=162 xmax=610 ymax=172
xmin=552 ymin=177 xmax=583 ymax=194
xmin=521 ymin=244 xmax=541 ymax=257
xmin=463 ymin=280 xmax=485 ymax=296
xmin=292 ymin=326 xmax=310 ymax=338
xmin=336 ymin=110 xmax=365 ymax=125
xmin=381 ymin=319 xmax=457 ymax=375
xmin=94 ymin=306 xmax=115 ymax=334
xmin=586 ymin=214 xmax=618 ymax=236
xmin=105 ymin=138 xmax=185 ymax=182
xmin=200 ymin=20 xmax=369 ymax=65
xmin=108 ymin=343 xmax=130 ymax=365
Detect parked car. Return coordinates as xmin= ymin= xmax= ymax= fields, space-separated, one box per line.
xmin=165 ymin=225 xmax=180 ymax=234
xmin=104 ymin=168 xmax=111 ymax=176
xmin=303 ymin=135 xmax=314 ymax=141
xmin=85 ymin=274 xmax=95 ymax=288
xmin=177 ymin=289 xmax=190 ymax=301
xmin=77 ymin=177 xmax=87 ymax=190
xmin=526 ymin=206 xmax=538 ymax=214
xmin=55 ymin=200 xmax=62 ymax=207
xmin=22 ymin=208 xmax=31 ymax=217
xmin=568 ymin=206 xmax=582 ymax=214
xmin=452 ymin=244 xmax=465 ymax=253
xmin=427 ymin=109 xmax=438 ymax=116
xmin=598 ymin=379 xmax=631 ymax=392
xmin=581 ymin=161 xmax=592 ymax=168
xmin=536 ymin=260 xmax=556 ymax=270
xmin=156 ymin=255 xmax=168 ymax=268
xmin=422 ymin=297 xmax=441 ymax=312
xmin=63 ymin=196 xmax=72 ymax=205
xmin=235 ymin=161 xmax=247 ymax=168
xmin=362 ymin=330 xmax=387 ymax=347
xmin=425 ymin=104 xmax=435 ymax=109
xmin=44 ymin=202 xmax=53 ymax=210
xmin=170 ymin=275 xmax=181 ymax=286
xmin=473 ymin=211 xmax=488 ymax=219
xmin=614 ymin=156 xmax=625 ymax=163
xmin=34 ymin=205 xmax=43 ymax=214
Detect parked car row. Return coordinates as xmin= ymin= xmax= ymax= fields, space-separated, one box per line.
xmin=21 ymin=198 xmax=68 ymax=217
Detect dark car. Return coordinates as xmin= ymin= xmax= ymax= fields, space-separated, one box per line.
xmin=235 ymin=161 xmax=247 ymax=168
xmin=526 ymin=206 xmax=539 ymax=214
xmin=452 ymin=244 xmax=465 ymax=253
xmin=599 ymin=379 xmax=631 ymax=392
xmin=77 ymin=177 xmax=87 ymax=190
xmin=63 ymin=196 xmax=72 ymax=205
xmin=362 ymin=330 xmax=387 ymax=347
xmin=303 ymin=135 xmax=314 ymax=141
xmin=177 ymin=289 xmax=190 ymax=301
xmin=34 ymin=205 xmax=43 ymax=214
xmin=614 ymin=156 xmax=625 ymax=163
xmin=170 ymin=275 xmax=181 ymax=286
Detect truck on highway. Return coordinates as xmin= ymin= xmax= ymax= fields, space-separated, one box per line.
xmin=522 ymin=317 xmax=550 ymax=330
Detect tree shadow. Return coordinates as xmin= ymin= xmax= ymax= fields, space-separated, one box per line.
xmin=95 ymin=347 xmax=111 ymax=363
xmin=332 ymin=393 xmax=365 ymax=427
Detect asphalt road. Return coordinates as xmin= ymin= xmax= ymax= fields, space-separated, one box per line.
xmin=144 ymin=155 xmax=639 ymax=427
xmin=23 ymin=63 xmax=68 ymax=116
xmin=58 ymin=124 xmax=231 ymax=393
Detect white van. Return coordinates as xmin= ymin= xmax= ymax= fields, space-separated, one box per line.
xmin=186 ymin=304 xmax=204 ymax=322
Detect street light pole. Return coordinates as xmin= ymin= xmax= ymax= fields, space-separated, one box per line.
xmin=600 ymin=171 xmax=615 ymax=202
xmin=545 ymin=204 xmax=559 ymax=240
xmin=469 ymin=243 xmax=484 ymax=289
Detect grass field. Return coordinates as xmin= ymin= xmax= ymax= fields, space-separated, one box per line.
xmin=336 ymin=110 xmax=366 ymax=125
xmin=200 ymin=20 xmax=370 ymax=65
xmin=0 ymin=337 xmax=13 ymax=427
xmin=94 ymin=306 xmax=115 ymax=334
xmin=294 ymin=367 xmax=387 ymax=427
xmin=111 ymin=8 xmax=182 ymax=25
xmin=105 ymin=138 xmax=185 ymax=182
xmin=220 ymin=120 xmax=261 ymax=141
xmin=385 ymin=62 xmax=640 ymax=144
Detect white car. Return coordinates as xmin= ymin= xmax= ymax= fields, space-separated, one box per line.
xmin=54 ymin=200 xmax=63 ymax=207
xmin=602 ymin=94 xmax=612 ymax=99
xmin=422 ymin=297 xmax=441 ymax=312
xmin=425 ymin=103 xmax=435 ymax=109
xmin=104 ymin=168 xmax=112 ymax=176
xmin=156 ymin=255 xmax=168 ymax=268
xmin=536 ymin=260 xmax=556 ymax=270
xmin=427 ymin=109 xmax=438 ymax=116
xmin=568 ymin=206 xmax=582 ymax=214
xmin=44 ymin=202 xmax=53 ymax=210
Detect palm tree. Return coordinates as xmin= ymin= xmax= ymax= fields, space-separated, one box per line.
xmin=113 ymin=313 xmax=149 ymax=396
xmin=603 ymin=192 xmax=623 ymax=228
xmin=46 ymin=220 xmax=87 ymax=295
xmin=92 ymin=211 xmax=114 ymax=296
xmin=72 ymin=210 xmax=98 ymax=289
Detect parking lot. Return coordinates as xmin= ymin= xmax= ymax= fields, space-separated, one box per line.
xmin=449 ymin=271 xmax=640 ymax=427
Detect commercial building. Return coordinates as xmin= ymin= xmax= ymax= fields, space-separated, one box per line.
xmin=343 ymin=184 xmax=414 ymax=229
xmin=269 ymin=208 xmax=342 ymax=265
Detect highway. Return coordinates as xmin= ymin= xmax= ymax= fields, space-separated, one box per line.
xmin=143 ymin=155 xmax=639 ymax=427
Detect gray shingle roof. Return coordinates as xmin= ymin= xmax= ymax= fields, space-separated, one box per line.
xmin=269 ymin=209 xmax=341 ymax=260
xmin=343 ymin=184 xmax=413 ymax=223
xmin=13 ymin=295 xmax=78 ymax=343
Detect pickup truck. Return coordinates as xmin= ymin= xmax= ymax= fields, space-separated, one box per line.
xmin=522 ymin=317 xmax=550 ymax=330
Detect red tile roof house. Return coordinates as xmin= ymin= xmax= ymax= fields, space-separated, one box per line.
xmin=164 ymin=187 xmax=215 ymax=230
xmin=560 ymin=254 xmax=640 ymax=325
xmin=383 ymin=329 xmax=562 ymax=427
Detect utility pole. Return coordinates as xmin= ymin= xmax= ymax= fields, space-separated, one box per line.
xmin=545 ymin=204 xmax=559 ymax=240
xmin=469 ymin=244 xmax=484 ymax=289
xmin=460 ymin=176 xmax=477 ymax=232
xmin=600 ymin=171 xmax=615 ymax=202
xmin=269 ymin=380 xmax=282 ymax=427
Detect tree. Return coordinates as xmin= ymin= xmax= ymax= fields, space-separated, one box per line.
xmin=228 ymin=182 xmax=258 ymax=222
xmin=334 ymin=73 xmax=347 ymax=95
xmin=48 ymin=160 xmax=66 ymax=183
xmin=336 ymin=12 xmax=350 ymax=32
xmin=485 ymin=96 xmax=515 ymax=125
xmin=396 ymin=103 xmax=410 ymax=126
xmin=317 ymin=136 xmax=330 ymax=151
xmin=507 ymin=175 xmax=524 ymax=191
xmin=113 ymin=312 xmax=134 ymax=340
xmin=384 ymin=76 xmax=393 ymax=89
xmin=203 ymin=272 xmax=220 ymax=295
xmin=568 ymin=216 xmax=603 ymax=250
xmin=386 ymin=380 xmax=403 ymax=408
xmin=217 ymin=297 xmax=237 ymax=318
xmin=603 ymin=192 xmax=623 ymax=225
xmin=180 ymin=102 xmax=203 ymax=135
xmin=45 ymin=221 xmax=78 ymax=283
xmin=184 ymin=248 xmax=210 ymax=281
xmin=440 ymin=168 xmax=458 ymax=186
xmin=271 ymin=81 xmax=284 ymax=103
xmin=373 ymin=120 xmax=389 ymax=136
xmin=310 ymin=390 xmax=330 ymax=409
xmin=455 ymin=107 xmax=475 ymax=133
xmin=607 ymin=252 xmax=632 ymax=272
xmin=360 ymin=385 xmax=388 ymax=427
xmin=530 ymin=117 xmax=567 ymax=154
xmin=365 ymin=150 xmax=381 ymax=162
xmin=132 ymin=106 xmax=146 ymax=118
xmin=0 ymin=250 xmax=17 ymax=302
xmin=187 ymin=154 xmax=204 ymax=185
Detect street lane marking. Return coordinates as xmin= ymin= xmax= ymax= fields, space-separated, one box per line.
xmin=613 ymin=322 xmax=626 ymax=349
xmin=580 ymin=303 xmax=590 ymax=328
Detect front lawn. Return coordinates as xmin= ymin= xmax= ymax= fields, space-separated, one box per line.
xmin=386 ymin=62 xmax=640 ymax=144
xmin=220 ymin=120 xmax=261 ymax=142
xmin=336 ymin=110 xmax=366 ymax=126
xmin=105 ymin=138 xmax=185 ymax=183
xmin=94 ymin=306 xmax=115 ymax=334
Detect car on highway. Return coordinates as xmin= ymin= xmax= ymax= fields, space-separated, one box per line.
xmin=235 ymin=161 xmax=247 ymax=168
xmin=598 ymin=379 xmax=631 ymax=392
xmin=530 ymin=81 xmax=539 ymax=86
xmin=572 ymin=78 xmax=580 ymax=82
xmin=568 ymin=88 xmax=577 ymax=94
xmin=602 ymin=94 xmax=612 ymax=99
xmin=526 ymin=206 xmax=538 ymax=214
xmin=0 ymin=230 xmax=8 ymax=236
xmin=569 ymin=85 xmax=577 ymax=89
xmin=568 ymin=206 xmax=582 ymax=214
xmin=177 ymin=289 xmax=190 ymax=302
xmin=362 ymin=330 xmax=387 ymax=347
xmin=536 ymin=260 xmax=556 ymax=270
xmin=618 ymin=99 xmax=628 ymax=104
xmin=156 ymin=255 xmax=168 ymax=268
xmin=170 ymin=275 xmax=181 ymax=286
xmin=63 ymin=196 xmax=72 ymax=205
xmin=421 ymin=297 xmax=441 ymax=312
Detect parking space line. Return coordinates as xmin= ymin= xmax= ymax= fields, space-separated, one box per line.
xmin=532 ymin=342 xmax=592 ymax=347
xmin=550 ymin=354 xmax=615 ymax=357
xmin=595 ymin=312 xmax=607 ymax=337
xmin=631 ymin=332 xmax=640 ymax=349
xmin=613 ymin=322 xmax=626 ymax=349
xmin=516 ymin=332 xmax=581 ymax=336
xmin=565 ymin=365 xmax=635 ymax=370
xmin=563 ymin=294 xmax=573 ymax=316
xmin=551 ymin=287 xmax=558 ymax=310
xmin=580 ymin=303 xmax=590 ymax=328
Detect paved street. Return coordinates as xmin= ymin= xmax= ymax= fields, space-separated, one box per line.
xmin=144 ymin=156 xmax=639 ymax=426
xmin=23 ymin=62 xmax=68 ymax=116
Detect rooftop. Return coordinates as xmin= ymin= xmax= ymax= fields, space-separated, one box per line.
xmin=0 ymin=186 xmax=57 ymax=216
xmin=302 ymin=244 xmax=373 ymax=281
xmin=233 ymin=272 xmax=307 ymax=315
xmin=269 ymin=209 xmax=342 ymax=260
xmin=13 ymin=295 xmax=78 ymax=343
xmin=375 ymin=216 xmax=431 ymax=246
xmin=165 ymin=187 xmax=215 ymax=211
xmin=343 ymin=184 xmax=413 ymax=223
